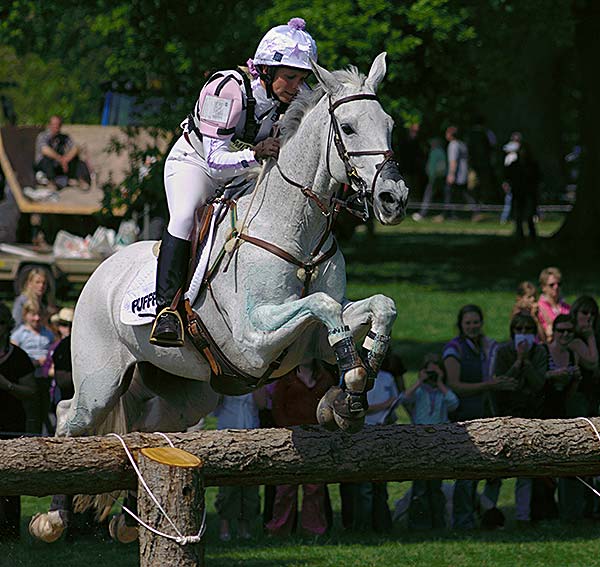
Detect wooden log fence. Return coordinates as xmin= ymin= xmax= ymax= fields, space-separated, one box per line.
xmin=2 ymin=417 xmax=600 ymax=497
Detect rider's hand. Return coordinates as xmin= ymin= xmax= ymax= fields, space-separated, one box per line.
xmin=253 ymin=137 xmax=281 ymax=160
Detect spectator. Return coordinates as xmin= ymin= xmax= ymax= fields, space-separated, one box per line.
xmin=494 ymin=312 xmax=547 ymax=524
xmin=266 ymin=361 xmax=336 ymax=537
xmin=10 ymin=300 xmax=55 ymax=434
xmin=434 ymin=126 xmax=481 ymax=223
xmin=443 ymin=304 xmax=516 ymax=529
xmin=510 ymin=281 xmax=545 ymax=342
xmin=400 ymin=353 xmax=458 ymax=529
xmin=412 ymin=138 xmax=447 ymax=221
xmin=12 ymin=267 xmax=55 ymax=328
xmin=34 ymin=115 xmax=91 ymax=190
xmin=466 ymin=114 xmax=498 ymax=204
xmin=569 ymin=296 xmax=600 ymax=520
xmin=499 ymin=131 xmax=522 ymax=224
xmin=503 ymin=140 xmax=540 ymax=240
xmin=0 ymin=302 xmax=36 ymax=540
xmin=43 ymin=308 xmax=74 ymax=428
xmin=214 ymin=392 xmax=263 ymax=541
xmin=570 ymin=296 xmax=600 ymax=417
xmin=347 ymin=362 xmax=400 ymax=533
xmin=541 ymin=314 xmax=587 ymax=523
xmin=537 ymin=267 xmax=570 ymax=343
xmin=397 ymin=123 xmax=426 ymax=202
xmin=256 ymin=383 xmax=277 ymax=531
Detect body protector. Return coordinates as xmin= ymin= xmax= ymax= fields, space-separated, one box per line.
xmin=184 ymin=69 xmax=279 ymax=174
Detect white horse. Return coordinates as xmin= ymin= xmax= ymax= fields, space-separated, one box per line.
xmin=30 ymin=53 xmax=408 ymax=541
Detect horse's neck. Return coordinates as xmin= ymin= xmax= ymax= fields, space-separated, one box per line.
xmin=245 ymin=103 xmax=334 ymax=254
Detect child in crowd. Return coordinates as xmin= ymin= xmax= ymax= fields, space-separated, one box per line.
xmin=511 ymin=281 xmax=545 ymax=342
xmin=10 ymin=300 xmax=55 ymax=434
xmin=399 ymin=353 xmax=459 ymax=529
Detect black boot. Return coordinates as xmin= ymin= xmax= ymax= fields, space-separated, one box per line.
xmin=149 ymin=231 xmax=190 ymax=347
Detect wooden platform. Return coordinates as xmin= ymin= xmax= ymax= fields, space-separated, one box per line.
xmin=0 ymin=124 xmax=170 ymax=215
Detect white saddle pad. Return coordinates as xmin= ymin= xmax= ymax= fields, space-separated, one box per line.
xmin=120 ymin=260 xmax=157 ymax=326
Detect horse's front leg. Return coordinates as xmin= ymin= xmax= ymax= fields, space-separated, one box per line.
xmin=243 ymin=292 xmax=368 ymax=428
xmin=341 ymin=293 xmax=397 ymax=375
xmin=311 ymin=294 xmax=396 ymax=433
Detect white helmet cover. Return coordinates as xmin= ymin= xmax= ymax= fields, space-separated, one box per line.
xmin=253 ymin=18 xmax=317 ymax=71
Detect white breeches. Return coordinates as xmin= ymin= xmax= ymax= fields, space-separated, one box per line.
xmin=164 ymin=135 xmax=219 ymax=240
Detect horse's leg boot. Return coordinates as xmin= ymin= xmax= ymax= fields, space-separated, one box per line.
xmin=150 ymin=231 xmax=190 ymax=347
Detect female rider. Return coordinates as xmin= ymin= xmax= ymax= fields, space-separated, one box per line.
xmin=150 ymin=18 xmax=317 ymax=347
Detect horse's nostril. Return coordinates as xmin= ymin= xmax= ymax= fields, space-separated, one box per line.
xmin=379 ymin=191 xmax=395 ymax=204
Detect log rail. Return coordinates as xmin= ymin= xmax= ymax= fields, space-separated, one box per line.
xmin=2 ymin=417 xmax=600 ymax=497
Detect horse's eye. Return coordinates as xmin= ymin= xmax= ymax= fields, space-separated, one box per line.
xmin=341 ymin=124 xmax=355 ymax=135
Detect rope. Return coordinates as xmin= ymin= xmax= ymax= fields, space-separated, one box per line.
xmin=107 ymin=432 xmax=206 ymax=545
xmin=576 ymin=417 xmax=600 ymax=498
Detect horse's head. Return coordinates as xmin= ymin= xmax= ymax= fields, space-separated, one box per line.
xmin=311 ymin=53 xmax=408 ymax=225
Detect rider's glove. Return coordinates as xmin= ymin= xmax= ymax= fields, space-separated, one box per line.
xmin=253 ymin=137 xmax=281 ymax=161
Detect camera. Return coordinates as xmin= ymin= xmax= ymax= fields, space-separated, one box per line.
xmin=424 ymin=370 xmax=438 ymax=382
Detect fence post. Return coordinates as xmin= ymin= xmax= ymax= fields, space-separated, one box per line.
xmin=138 ymin=447 xmax=205 ymax=567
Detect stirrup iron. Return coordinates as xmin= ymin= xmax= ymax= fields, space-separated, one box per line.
xmin=149 ymin=307 xmax=185 ymax=347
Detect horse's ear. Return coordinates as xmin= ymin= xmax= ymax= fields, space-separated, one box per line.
xmin=310 ymin=58 xmax=340 ymax=95
xmin=365 ymin=52 xmax=387 ymax=93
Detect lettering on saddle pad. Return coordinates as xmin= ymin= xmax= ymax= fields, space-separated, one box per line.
xmin=131 ymin=292 xmax=156 ymax=314
xmin=120 ymin=261 xmax=157 ymax=326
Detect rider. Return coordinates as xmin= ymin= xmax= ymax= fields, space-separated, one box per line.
xmin=150 ymin=18 xmax=318 ymax=347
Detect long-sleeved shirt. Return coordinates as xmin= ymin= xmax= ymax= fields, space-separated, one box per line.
xmin=399 ymin=384 xmax=459 ymax=425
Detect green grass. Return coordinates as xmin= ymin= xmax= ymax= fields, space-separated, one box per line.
xmin=4 ymin=215 xmax=600 ymax=566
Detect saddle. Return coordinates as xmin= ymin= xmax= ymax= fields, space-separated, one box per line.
xmin=177 ymin=200 xmax=286 ymax=396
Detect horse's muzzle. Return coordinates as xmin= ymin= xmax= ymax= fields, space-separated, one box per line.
xmin=374 ymin=175 xmax=408 ymax=225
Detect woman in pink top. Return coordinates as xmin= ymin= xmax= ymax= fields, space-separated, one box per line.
xmin=537 ymin=267 xmax=570 ymax=343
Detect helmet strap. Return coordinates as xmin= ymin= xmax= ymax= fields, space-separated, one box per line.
xmin=259 ymin=66 xmax=279 ymax=101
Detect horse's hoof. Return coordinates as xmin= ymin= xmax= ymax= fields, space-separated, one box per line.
xmin=28 ymin=511 xmax=65 ymax=543
xmin=109 ymin=514 xmax=138 ymax=544
xmin=332 ymin=389 xmax=368 ymax=419
xmin=316 ymin=387 xmax=341 ymax=431
xmin=333 ymin=411 xmax=365 ymax=433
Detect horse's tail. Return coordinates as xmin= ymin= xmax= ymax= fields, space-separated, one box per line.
xmin=74 ymin=369 xmax=132 ymax=521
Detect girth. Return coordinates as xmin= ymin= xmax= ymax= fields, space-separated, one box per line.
xmin=184 ymin=299 xmax=286 ymax=394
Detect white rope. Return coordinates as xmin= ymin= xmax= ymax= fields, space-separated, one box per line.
xmin=107 ymin=432 xmax=206 ymax=545
xmin=575 ymin=417 xmax=600 ymax=498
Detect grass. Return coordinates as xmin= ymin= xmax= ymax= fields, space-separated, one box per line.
xmin=4 ymin=214 xmax=600 ymax=566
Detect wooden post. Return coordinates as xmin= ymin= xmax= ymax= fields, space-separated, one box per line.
xmin=138 ymin=447 xmax=204 ymax=567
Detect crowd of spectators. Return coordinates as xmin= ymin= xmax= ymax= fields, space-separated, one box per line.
xmin=1 ymin=264 xmax=598 ymax=541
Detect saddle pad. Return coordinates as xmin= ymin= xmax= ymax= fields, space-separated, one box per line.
xmin=120 ymin=259 xmax=157 ymax=326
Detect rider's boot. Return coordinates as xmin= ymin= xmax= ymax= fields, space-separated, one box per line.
xmin=149 ymin=230 xmax=190 ymax=347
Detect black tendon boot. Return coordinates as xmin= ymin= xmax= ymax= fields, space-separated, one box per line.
xmin=149 ymin=231 xmax=191 ymax=347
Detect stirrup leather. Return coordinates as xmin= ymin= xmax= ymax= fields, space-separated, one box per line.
xmin=149 ymin=307 xmax=185 ymax=347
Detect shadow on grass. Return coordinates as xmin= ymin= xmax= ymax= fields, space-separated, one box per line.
xmin=344 ymin=231 xmax=600 ymax=294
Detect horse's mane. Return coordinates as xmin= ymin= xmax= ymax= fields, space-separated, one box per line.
xmin=280 ymin=66 xmax=368 ymax=143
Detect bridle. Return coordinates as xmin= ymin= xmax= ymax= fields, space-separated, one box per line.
xmin=277 ymin=92 xmax=396 ymax=221
xmin=327 ymin=94 xmax=395 ymax=220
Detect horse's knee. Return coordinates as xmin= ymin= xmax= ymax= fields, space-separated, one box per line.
xmin=371 ymin=294 xmax=397 ymax=323
xmin=309 ymin=292 xmax=343 ymax=326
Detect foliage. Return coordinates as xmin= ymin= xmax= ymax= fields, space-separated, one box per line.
xmin=260 ymin=0 xmax=476 ymax=129
xmin=0 ymin=45 xmax=102 ymax=125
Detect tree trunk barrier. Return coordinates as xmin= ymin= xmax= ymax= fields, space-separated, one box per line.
xmin=2 ymin=418 xmax=600 ymax=496
xmin=138 ymin=447 xmax=205 ymax=567
xmin=3 ymin=418 xmax=600 ymax=567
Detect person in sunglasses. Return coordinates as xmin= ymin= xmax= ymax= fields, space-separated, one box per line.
xmin=494 ymin=312 xmax=548 ymax=525
xmin=537 ymin=267 xmax=570 ymax=343
xmin=570 ymin=296 xmax=599 ymax=416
